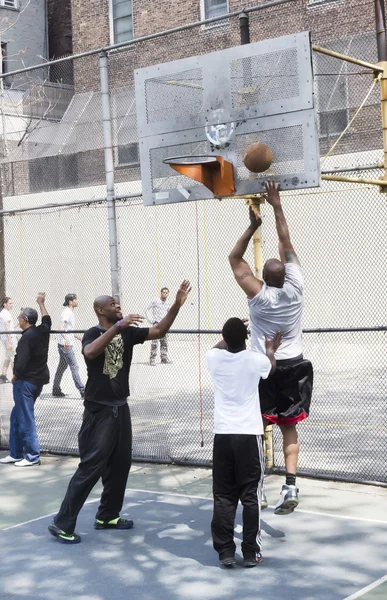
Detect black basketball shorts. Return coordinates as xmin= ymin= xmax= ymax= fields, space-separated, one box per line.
xmin=259 ymin=356 xmax=313 ymax=425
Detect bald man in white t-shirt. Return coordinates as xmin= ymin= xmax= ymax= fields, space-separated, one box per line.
xmin=228 ymin=181 xmax=313 ymax=517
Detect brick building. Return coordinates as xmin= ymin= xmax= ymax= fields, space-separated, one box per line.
xmin=4 ymin=0 xmax=385 ymax=195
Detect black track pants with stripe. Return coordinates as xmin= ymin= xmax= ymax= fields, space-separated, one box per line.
xmin=211 ymin=434 xmax=264 ymax=559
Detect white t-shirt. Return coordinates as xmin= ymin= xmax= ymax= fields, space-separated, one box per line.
xmin=248 ymin=263 xmax=304 ymax=360
xmin=206 ymin=348 xmax=271 ymax=435
xmin=59 ymin=307 xmax=76 ymax=346
xmin=146 ymin=298 xmax=170 ymax=324
xmin=0 ymin=308 xmax=16 ymax=347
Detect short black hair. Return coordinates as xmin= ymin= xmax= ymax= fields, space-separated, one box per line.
xmin=161 ymin=287 xmax=169 ymax=293
xmin=63 ymin=293 xmax=77 ymax=306
xmin=222 ymin=318 xmax=248 ymax=350
xmin=1 ymin=296 xmax=11 ymax=308
xmin=21 ymin=307 xmax=38 ymax=325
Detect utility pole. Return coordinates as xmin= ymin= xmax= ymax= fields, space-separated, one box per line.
xmin=375 ymin=1 xmax=387 ymax=182
xmin=99 ymin=51 xmax=121 ymax=300
xmin=239 ymin=12 xmax=274 ymax=473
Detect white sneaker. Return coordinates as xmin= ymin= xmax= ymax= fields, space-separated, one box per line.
xmin=0 ymin=455 xmax=22 ymax=464
xmin=274 ymin=484 xmax=299 ymax=515
xmin=261 ymin=487 xmax=269 ymax=510
xmin=14 ymin=458 xmax=41 ymax=467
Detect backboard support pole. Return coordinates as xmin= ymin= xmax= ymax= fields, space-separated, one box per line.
xmin=239 ymin=12 xmax=274 ymax=473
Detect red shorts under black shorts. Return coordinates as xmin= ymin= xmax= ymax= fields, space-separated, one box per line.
xmin=259 ymin=356 xmax=313 ymax=425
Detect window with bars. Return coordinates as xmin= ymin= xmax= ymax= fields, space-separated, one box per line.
xmin=116 ymin=143 xmax=140 ymax=168
xmin=308 ymin=0 xmax=337 ymax=5
xmin=201 ymin=0 xmax=228 ymax=21
xmin=111 ymin=0 xmax=133 ymax=43
xmin=314 ymin=53 xmax=349 ymax=138
xmin=0 ymin=0 xmax=18 ymax=8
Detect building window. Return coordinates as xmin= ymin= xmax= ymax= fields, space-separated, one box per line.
xmin=308 ymin=0 xmax=340 ymax=5
xmin=201 ymin=0 xmax=228 ymax=21
xmin=29 ymin=155 xmax=78 ymax=192
xmin=0 ymin=0 xmax=18 ymax=8
xmin=116 ymin=143 xmax=139 ymax=168
xmin=314 ymin=53 xmax=349 ymax=138
xmin=111 ymin=0 xmax=133 ymax=44
xmin=1 ymin=42 xmax=7 ymax=75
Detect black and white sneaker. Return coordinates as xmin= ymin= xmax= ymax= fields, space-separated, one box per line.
xmin=274 ymin=484 xmax=299 ymax=515
xmin=243 ymin=553 xmax=263 ymax=568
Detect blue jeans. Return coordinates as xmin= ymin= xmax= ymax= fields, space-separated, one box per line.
xmin=53 ymin=344 xmax=85 ymax=394
xmin=10 ymin=380 xmax=42 ymax=462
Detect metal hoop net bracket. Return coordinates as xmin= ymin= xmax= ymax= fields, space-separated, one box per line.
xmin=162 ymin=154 xmax=235 ymax=196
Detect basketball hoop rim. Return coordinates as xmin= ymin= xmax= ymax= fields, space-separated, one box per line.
xmin=162 ymin=154 xmax=218 ymax=166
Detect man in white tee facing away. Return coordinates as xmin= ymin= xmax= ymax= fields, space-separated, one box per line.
xmin=146 ymin=287 xmax=172 ymax=366
xmin=0 ymin=296 xmax=17 ymax=383
xmin=52 ymin=294 xmax=85 ymax=398
xmin=206 ymin=318 xmax=282 ymax=568
xmin=229 ymin=181 xmax=314 ymax=516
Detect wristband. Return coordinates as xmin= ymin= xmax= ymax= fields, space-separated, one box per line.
xmin=116 ymin=320 xmax=121 ymax=328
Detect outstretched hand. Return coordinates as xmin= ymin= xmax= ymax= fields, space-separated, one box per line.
xmin=36 ymin=292 xmax=46 ymax=304
xmin=175 ymin=280 xmax=192 ymax=307
xmin=249 ymin=206 xmax=262 ymax=230
xmin=265 ymin=331 xmax=283 ymax=354
xmin=119 ymin=314 xmax=145 ymax=328
xmin=264 ymin=180 xmax=281 ymax=207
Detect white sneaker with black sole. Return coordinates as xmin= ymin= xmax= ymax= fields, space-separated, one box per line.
xmin=274 ymin=484 xmax=299 ymax=515
xmin=14 ymin=458 xmax=41 ymax=467
xmin=0 ymin=455 xmax=22 ymax=464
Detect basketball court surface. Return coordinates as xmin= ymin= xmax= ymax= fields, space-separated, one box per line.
xmin=1 ymin=457 xmax=386 ymax=600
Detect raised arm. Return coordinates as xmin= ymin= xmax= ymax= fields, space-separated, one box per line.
xmin=265 ymin=331 xmax=283 ymax=374
xmin=264 ymin=181 xmax=300 ymax=266
xmin=228 ymin=207 xmax=263 ymax=300
xmin=146 ymin=280 xmax=191 ymax=340
xmin=36 ymin=293 xmax=50 ymax=326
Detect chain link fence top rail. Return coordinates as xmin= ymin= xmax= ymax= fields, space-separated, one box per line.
xmin=0 ymin=328 xmax=386 ymax=484
xmin=0 ymin=6 xmax=386 ymax=483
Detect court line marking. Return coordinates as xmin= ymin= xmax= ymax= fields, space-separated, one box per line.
xmin=343 ymin=574 xmax=387 ymax=599
xmin=3 ymin=487 xmax=387 ymax=531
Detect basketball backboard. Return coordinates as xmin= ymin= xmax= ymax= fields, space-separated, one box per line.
xmin=135 ymin=32 xmax=320 ymax=206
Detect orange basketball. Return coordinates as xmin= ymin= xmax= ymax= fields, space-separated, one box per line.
xmin=243 ymin=142 xmax=273 ymax=174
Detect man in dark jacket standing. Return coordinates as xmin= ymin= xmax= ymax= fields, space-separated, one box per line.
xmin=0 ymin=293 xmax=51 ymax=467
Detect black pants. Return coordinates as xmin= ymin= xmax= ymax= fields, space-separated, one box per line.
xmin=211 ymin=434 xmax=264 ymax=559
xmin=55 ymin=403 xmax=132 ymax=533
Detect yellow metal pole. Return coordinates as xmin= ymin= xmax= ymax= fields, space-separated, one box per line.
xmin=247 ymin=197 xmax=274 ymax=472
xmin=321 ymin=174 xmax=387 ymax=186
xmin=378 ymin=61 xmax=387 ymax=182
xmin=312 ymin=45 xmax=383 ymax=73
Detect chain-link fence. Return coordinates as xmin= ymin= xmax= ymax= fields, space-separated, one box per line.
xmin=0 ymin=8 xmax=386 ymax=484
xmin=0 ymin=327 xmax=385 ymax=484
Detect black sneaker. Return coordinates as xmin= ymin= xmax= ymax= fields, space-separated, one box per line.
xmin=94 ymin=517 xmax=134 ymax=530
xmin=48 ymin=521 xmax=81 ymax=544
xmin=243 ymin=553 xmax=263 ymax=568
xmin=219 ymin=554 xmax=237 ymax=568
xmin=0 ymin=375 xmax=9 ymax=383
xmin=52 ymin=391 xmax=67 ymax=397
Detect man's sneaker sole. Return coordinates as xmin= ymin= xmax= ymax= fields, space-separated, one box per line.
xmin=274 ymin=498 xmax=299 ymax=515
xmin=48 ymin=523 xmax=81 ymax=544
